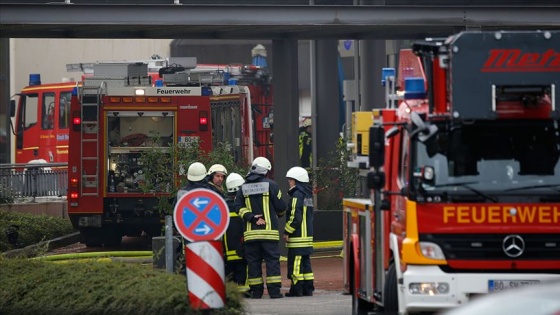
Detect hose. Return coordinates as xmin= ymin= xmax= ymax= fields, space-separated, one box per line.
xmin=34 ymin=251 xmax=153 ymax=261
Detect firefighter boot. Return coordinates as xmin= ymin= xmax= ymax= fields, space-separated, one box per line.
xmin=303 ymin=280 xmax=315 ymax=296
xmin=249 ymin=285 xmax=264 ymax=299
xmin=268 ymin=284 xmax=284 ymax=299
xmin=285 ymin=282 xmax=303 ymax=297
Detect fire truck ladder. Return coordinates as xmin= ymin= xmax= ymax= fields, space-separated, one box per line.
xmin=79 ymin=83 xmax=105 ymax=197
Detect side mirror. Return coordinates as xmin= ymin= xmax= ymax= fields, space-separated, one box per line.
xmin=369 ymin=126 xmax=385 ymax=169
xmin=10 ymin=100 xmax=16 ymax=117
xmin=410 ymin=111 xmax=438 ymax=143
xmin=367 ymin=171 xmax=385 ymax=190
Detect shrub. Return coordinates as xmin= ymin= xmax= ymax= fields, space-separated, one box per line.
xmin=0 ymin=210 xmax=75 ymax=252
xmin=0 ymin=257 xmax=245 ymax=315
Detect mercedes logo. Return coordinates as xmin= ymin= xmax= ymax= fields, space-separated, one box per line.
xmin=502 ymin=235 xmax=525 ymax=258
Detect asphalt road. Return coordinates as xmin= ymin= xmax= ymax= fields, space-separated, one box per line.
xmin=244 ymin=291 xmax=351 ymax=315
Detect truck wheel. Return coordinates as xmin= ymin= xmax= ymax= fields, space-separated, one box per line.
xmin=350 ymin=254 xmax=372 ymax=315
xmin=82 ymin=230 xmax=103 ymax=248
xmin=103 ymin=230 xmax=122 ymax=247
xmin=352 ymin=290 xmax=372 ymax=315
xmin=384 ymin=262 xmax=399 ymax=313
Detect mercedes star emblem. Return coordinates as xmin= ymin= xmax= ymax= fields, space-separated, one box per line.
xmin=502 ymin=234 xmax=525 ymax=258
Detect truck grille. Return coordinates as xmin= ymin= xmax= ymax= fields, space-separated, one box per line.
xmin=420 ymin=233 xmax=560 ymax=260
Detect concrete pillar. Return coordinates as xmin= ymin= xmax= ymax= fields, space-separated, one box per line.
xmin=313 ymin=39 xmax=340 ymax=167
xmin=0 ymin=38 xmax=10 ymax=164
xmin=360 ymin=40 xmax=386 ymax=110
xmin=272 ymin=39 xmax=299 ymax=195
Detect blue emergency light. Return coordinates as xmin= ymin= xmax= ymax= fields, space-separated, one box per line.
xmin=381 ymin=68 xmax=395 ymax=87
xmin=404 ymin=77 xmax=426 ymax=99
xmin=29 ymin=74 xmax=41 ymax=86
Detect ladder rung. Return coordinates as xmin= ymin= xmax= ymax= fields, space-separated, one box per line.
xmin=82 ymin=157 xmax=98 ymax=161
xmin=82 ymin=139 xmax=98 ymax=142
xmin=81 ymin=193 xmax=99 ymax=196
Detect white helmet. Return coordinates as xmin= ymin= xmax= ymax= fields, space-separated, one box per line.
xmin=207 ymin=164 xmax=227 ymax=176
xmin=252 ymin=156 xmax=272 ymax=171
xmin=187 ymin=162 xmax=207 ymax=181
xmin=225 ymin=172 xmax=245 ymax=193
xmin=286 ymin=166 xmax=309 ymax=183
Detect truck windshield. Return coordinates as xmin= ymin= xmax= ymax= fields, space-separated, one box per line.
xmin=413 ymin=120 xmax=560 ymax=194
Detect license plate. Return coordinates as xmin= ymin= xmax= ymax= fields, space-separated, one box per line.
xmin=488 ymin=280 xmax=540 ymax=292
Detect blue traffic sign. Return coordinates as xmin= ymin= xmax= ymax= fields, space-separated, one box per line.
xmin=173 ymin=188 xmax=229 ymax=242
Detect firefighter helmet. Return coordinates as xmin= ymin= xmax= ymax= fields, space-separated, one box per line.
xmin=302 ymin=118 xmax=312 ymax=127
xmin=187 ymin=162 xmax=207 ymax=181
xmin=252 ymin=156 xmax=272 ymax=171
xmin=286 ymin=166 xmax=309 ymax=183
xmin=225 ymin=172 xmax=245 ymax=193
xmin=207 ymin=164 xmax=227 ymax=176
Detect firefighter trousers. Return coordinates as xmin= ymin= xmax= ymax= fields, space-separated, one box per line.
xmin=225 ymin=259 xmax=249 ymax=293
xmin=287 ymin=251 xmax=314 ymax=295
xmin=245 ymin=240 xmax=282 ymax=297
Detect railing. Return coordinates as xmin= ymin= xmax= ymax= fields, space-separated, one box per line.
xmin=0 ymin=163 xmax=68 ymax=202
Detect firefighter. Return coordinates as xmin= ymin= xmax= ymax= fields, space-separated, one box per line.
xmin=172 ymin=161 xmax=210 ymax=275
xmin=283 ymin=166 xmax=315 ymax=297
xmin=299 ymin=118 xmax=312 ymax=169
xmin=234 ymin=156 xmax=287 ymax=299
xmin=223 ymin=172 xmax=250 ymax=296
xmin=172 ymin=161 xmax=210 ymax=210
xmin=206 ymin=163 xmax=228 ymax=197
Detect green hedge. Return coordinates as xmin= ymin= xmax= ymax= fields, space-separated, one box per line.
xmin=0 ymin=258 xmax=245 ymax=315
xmin=0 ymin=210 xmax=75 ymax=252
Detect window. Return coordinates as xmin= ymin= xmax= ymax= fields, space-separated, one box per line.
xmin=42 ymin=92 xmax=55 ymax=130
xmin=59 ymin=92 xmax=71 ymax=129
xmin=23 ymin=93 xmax=39 ymax=130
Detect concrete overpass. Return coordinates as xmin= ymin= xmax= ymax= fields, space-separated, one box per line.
xmin=1 ymin=2 xmax=560 ymax=194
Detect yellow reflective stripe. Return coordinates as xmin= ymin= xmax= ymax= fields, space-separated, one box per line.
xmin=303 ymin=272 xmax=314 ymax=281
xmin=285 ymin=197 xmax=298 ymax=234
xmin=302 ymin=206 xmax=308 ymax=236
xmin=248 ymin=278 xmax=264 ymax=286
xmin=291 ymin=255 xmax=304 ymax=284
xmin=239 ymin=206 xmax=250 ymax=218
xmin=263 ymin=193 xmax=271 ymax=230
xmin=238 ymin=285 xmax=250 ymax=292
xmin=266 ymin=275 xmax=282 ymax=284
xmin=226 ymin=249 xmax=242 ymax=260
xmin=244 ymin=231 xmax=280 ymax=241
xmin=229 ymin=212 xmax=239 ymax=217
xmin=277 ymin=190 xmax=282 ymax=199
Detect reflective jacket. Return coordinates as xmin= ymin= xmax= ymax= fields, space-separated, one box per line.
xmin=284 ymin=182 xmax=314 ymax=255
xmin=235 ymin=173 xmax=287 ymax=242
xmin=224 ymin=196 xmax=244 ymax=261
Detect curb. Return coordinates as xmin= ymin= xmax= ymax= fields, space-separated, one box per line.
xmin=2 ymin=232 xmax=80 ymax=259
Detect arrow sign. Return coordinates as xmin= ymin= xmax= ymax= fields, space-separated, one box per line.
xmin=173 ymin=188 xmax=230 ymax=242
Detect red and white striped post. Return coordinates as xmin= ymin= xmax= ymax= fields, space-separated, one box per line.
xmin=173 ymin=189 xmax=230 ymax=310
xmin=185 ymin=240 xmax=226 ymax=309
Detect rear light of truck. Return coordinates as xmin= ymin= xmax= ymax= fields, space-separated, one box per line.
xmin=72 ymin=113 xmax=81 ymax=131
xmin=69 ymin=177 xmax=79 ymax=206
xmin=199 ymin=111 xmax=209 ymax=131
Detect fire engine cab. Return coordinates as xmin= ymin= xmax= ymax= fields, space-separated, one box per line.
xmin=67 ymin=60 xmax=255 ymax=246
xmin=343 ymin=30 xmax=560 ymax=315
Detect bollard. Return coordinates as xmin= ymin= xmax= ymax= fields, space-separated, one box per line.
xmin=185 ymin=241 xmax=225 ymax=310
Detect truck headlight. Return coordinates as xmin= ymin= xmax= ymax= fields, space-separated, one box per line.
xmin=419 ymin=242 xmax=445 ymax=260
xmin=409 ymin=282 xmax=450 ymax=295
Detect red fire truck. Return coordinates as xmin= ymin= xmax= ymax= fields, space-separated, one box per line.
xmin=343 ymin=30 xmax=560 ymax=315
xmin=67 ymin=61 xmax=262 ymax=246
xmin=10 ymin=57 xmax=274 ymax=166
